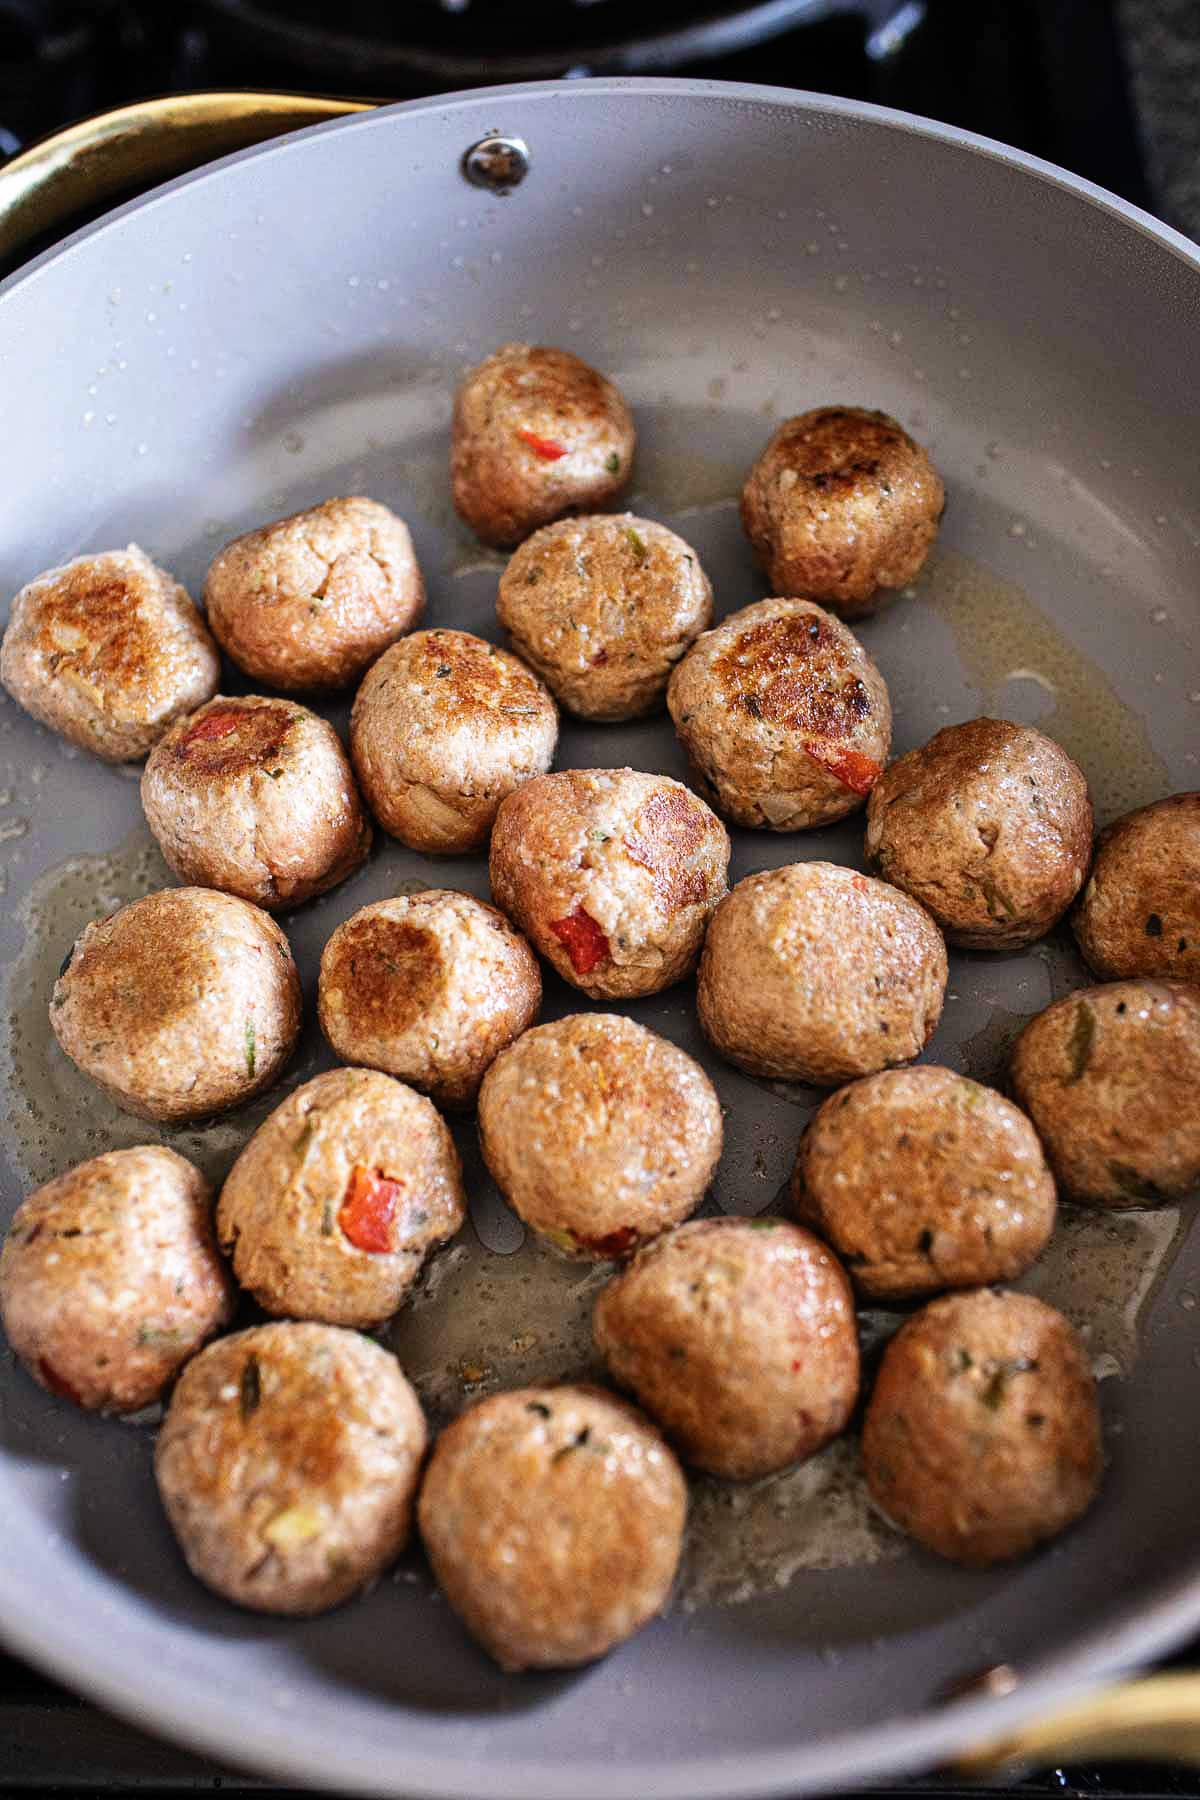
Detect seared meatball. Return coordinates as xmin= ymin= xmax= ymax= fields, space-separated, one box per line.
xmin=791 ymin=1067 xmax=1056 ymax=1300
xmin=477 ymin=1013 xmax=722 ymax=1258
xmin=204 ymin=497 xmax=423 ymax=692
xmin=865 ymin=718 xmax=1093 ymax=950
xmin=349 ymin=629 xmax=557 ymax=854
xmin=417 ymin=1384 xmax=685 ymax=1670
xmin=697 ymin=863 xmax=947 ymax=1085
xmin=141 ymin=695 xmax=371 ymax=910
xmin=51 ymin=887 xmax=301 ymax=1122
xmin=317 ymin=891 xmax=541 ymax=1109
xmin=490 ymin=768 xmax=729 ymax=1000
xmin=496 ymin=514 xmax=711 ymax=721
xmin=156 ymin=1322 xmax=426 ymax=1614
xmin=667 ymin=597 xmax=892 ymax=830
xmin=0 ymin=1147 xmax=232 ymax=1413
xmin=1009 ymin=980 xmax=1200 ymax=1206
xmin=1072 ymin=793 xmax=1200 ymax=983
xmin=217 ymin=1068 xmax=465 ymax=1327
xmin=593 ymin=1217 xmax=859 ymax=1480
xmin=0 ymin=546 xmax=218 ymax=761
xmin=862 ymin=1290 xmax=1102 ymax=1566
xmin=741 ymin=407 xmax=944 ymax=617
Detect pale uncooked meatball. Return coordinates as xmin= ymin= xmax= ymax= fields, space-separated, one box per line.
xmin=741 ymin=406 xmax=944 ymax=617
xmin=0 ymin=1147 xmax=232 ymax=1413
xmin=217 ymin=1068 xmax=465 ymax=1327
xmin=349 ymin=629 xmax=557 ymax=854
xmin=593 ymin=1217 xmax=859 ymax=1480
xmin=697 ymin=863 xmax=947 ymax=1085
xmin=1009 ymin=979 xmax=1200 ymax=1206
xmin=791 ymin=1067 xmax=1056 ymax=1300
xmin=1073 ymin=793 xmax=1200 ymax=983
xmin=497 ymin=514 xmax=711 ymax=721
xmin=156 ymin=1322 xmax=427 ymax=1614
xmin=489 ymin=768 xmax=730 ymax=1000
xmin=451 ymin=343 xmax=635 ymax=548
xmin=0 ymin=546 xmax=218 ymax=761
xmin=204 ymin=497 xmax=423 ymax=692
xmin=141 ymin=695 xmax=371 ymax=909
xmin=418 ymin=1385 xmax=685 ymax=1670
xmin=317 ymin=891 xmax=541 ymax=1109
xmin=477 ymin=1013 xmax=722 ymax=1258
xmin=862 ymin=1290 xmax=1102 ymax=1566
xmin=51 ymin=887 xmax=301 ymax=1122
xmin=865 ymin=718 xmax=1093 ymax=949
xmin=667 ymin=597 xmax=891 ymax=830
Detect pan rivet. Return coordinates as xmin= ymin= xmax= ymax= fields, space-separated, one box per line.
xmin=461 ymin=135 xmax=531 ymax=195
xmin=940 ymin=1663 xmax=1019 ymax=1705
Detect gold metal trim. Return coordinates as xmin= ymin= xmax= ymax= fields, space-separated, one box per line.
xmin=957 ymin=1674 xmax=1200 ymax=1775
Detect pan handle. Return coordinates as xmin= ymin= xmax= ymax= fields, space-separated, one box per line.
xmin=0 ymin=92 xmax=374 ymax=265
xmin=957 ymin=1674 xmax=1200 ymax=1776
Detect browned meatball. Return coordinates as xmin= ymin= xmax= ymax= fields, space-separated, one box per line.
xmin=496 ymin=514 xmax=711 ymax=720
xmin=1072 ymin=793 xmax=1200 ymax=983
xmin=865 ymin=718 xmax=1093 ymax=949
xmin=216 ymin=1068 xmax=465 ymax=1327
xmin=204 ymin=497 xmax=423 ymax=692
xmin=156 ymin=1323 xmax=427 ymax=1614
xmin=0 ymin=1147 xmax=233 ymax=1413
xmin=862 ymin=1290 xmax=1102 ymax=1566
xmin=141 ymin=695 xmax=371 ymax=909
xmin=666 ymin=597 xmax=892 ymax=830
xmin=451 ymin=343 xmax=635 ymax=548
xmin=697 ymin=863 xmax=947 ymax=1085
xmin=791 ymin=1067 xmax=1056 ymax=1300
xmin=0 ymin=546 xmax=218 ymax=761
xmin=489 ymin=768 xmax=729 ymax=1000
xmin=1009 ymin=980 xmax=1200 ymax=1206
xmin=51 ymin=887 xmax=301 ymax=1122
xmin=477 ymin=1013 xmax=723 ymax=1259
xmin=741 ymin=407 xmax=944 ymax=617
xmin=417 ymin=1385 xmax=685 ymax=1670
xmin=349 ymin=629 xmax=557 ymax=854
xmin=593 ymin=1217 xmax=859 ymax=1480
xmin=317 ymin=891 xmax=541 ymax=1109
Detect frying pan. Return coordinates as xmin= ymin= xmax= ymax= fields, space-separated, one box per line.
xmin=1 ymin=77 xmax=1199 ymax=1799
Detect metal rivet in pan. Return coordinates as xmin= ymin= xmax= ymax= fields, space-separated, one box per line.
xmin=940 ymin=1663 xmax=1019 ymax=1705
xmin=461 ymin=135 xmax=530 ymax=195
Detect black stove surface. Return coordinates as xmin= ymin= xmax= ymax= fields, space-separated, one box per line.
xmin=1 ymin=2 xmax=1198 ymax=1795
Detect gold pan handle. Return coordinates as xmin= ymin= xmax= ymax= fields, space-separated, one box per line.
xmin=957 ymin=1674 xmax=1200 ymax=1777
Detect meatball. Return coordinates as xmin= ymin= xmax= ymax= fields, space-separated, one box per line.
xmin=451 ymin=343 xmax=635 ymax=548
xmin=0 ymin=1147 xmax=232 ymax=1413
xmin=1072 ymin=793 xmax=1200 ymax=983
xmin=740 ymin=407 xmax=944 ymax=617
xmin=349 ymin=629 xmax=557 ymax=854
xmin=1009 ymin=979 xmax=1200 ymax=1206
xmin=51 ymin=887 xmax=301 ymax=1122
xmin=141 ymin=695 xmax=371 ymax=910
xmin=489 ymin=768 xmax=730 ymax=1000
xmin=477 ymin=1013 xmax=722 ymax=1259
xmin=216 ymin=1068 xmax=465 ymax=1327
xmin=155 ymin=1322 xmax=426 ymax=1614
xmin=666 ymin=597 xmax=892 ymax=830
xmin=862 ymin=1290 xmax=1102 ymax=1566
xmin=790 ymin=1067 xmax=1056 ymax=1301
xmin=0 ymin=546 xmax=218 ymax=762
xmin=417 ymin=1385 xmax=685 ymax=1670
xmin=496 ymin=514 xmax=711 ymax=721
xmin=593 ymin=1217 xmax=859 ymax=1480
xmin=697 ymin=863 xmax=947 ymax=1085
xmin=203 ymin=497 xmax=423 ymax=692
xmin=317 ymin=891 xmax=541 ymax=1110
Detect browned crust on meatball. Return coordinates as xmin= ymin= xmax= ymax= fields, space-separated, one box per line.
xmin=1072 ymin=793 xmax=1200 ymax=983
xmin=1009 ymin=979 xmax=1200 ymax=1206
xmin=740 ymin=407 xmax=944 ymax=616
xmin=862 ymin=1290 xmax=1102 ymax=1566
xmin=865 ymin=718 xmax=1093 ymax=949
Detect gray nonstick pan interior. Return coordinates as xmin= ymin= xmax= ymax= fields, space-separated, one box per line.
xmin=1 ymin=80 xmax=1199 ymax=1800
